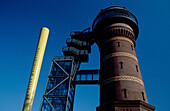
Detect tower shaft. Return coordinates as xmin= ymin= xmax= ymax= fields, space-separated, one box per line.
xmin=92 ymin=6 xmax=155 ymax=111
xmin=99 ymin=23 xmax=147 ymax=103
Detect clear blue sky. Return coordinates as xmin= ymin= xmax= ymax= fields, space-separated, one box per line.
xmin=1 ymin=0 xmax=170 ymax=111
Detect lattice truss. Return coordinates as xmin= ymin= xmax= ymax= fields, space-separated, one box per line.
xmin=40 ymin=56 xmax=78 ymax=111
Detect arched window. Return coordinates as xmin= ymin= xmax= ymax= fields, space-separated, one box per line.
xmin=141 ymin=92 xmax=145 ymax=101
xmin=131 ymin=45 xmax=133 ymax=50
xmin=117 ymin=41 xmax=120 ymax=47
xmin=135 ymin=65 xmax=139 ymax=72
xmin=119 ymin=62 xmax=123 ymax=69
xmin=123 ymin=88 xmax=127 ymax=98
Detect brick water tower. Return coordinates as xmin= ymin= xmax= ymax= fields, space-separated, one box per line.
xmin=92 ymin=6 xmax=155 ymax=111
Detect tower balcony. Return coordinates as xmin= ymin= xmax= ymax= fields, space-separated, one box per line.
xmin=92 ymin=6 xmax=139 ymax=42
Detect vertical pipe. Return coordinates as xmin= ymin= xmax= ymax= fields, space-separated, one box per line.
xmin=23 ymin=27 xmax=49 ymax=111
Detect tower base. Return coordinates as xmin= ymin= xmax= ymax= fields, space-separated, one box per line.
xmin=96 ymin=100 xmax=155 ymax=111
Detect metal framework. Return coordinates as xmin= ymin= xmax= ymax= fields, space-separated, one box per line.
xmin=40 ymin=26 xmax=97 ymax=111
xmin=40 ymin=56 xmax=79 ymax=111
xmin=74 ymin=69 xmax=99 ymax=84
xmin=40 ymin=56 xmax=99 ymax=111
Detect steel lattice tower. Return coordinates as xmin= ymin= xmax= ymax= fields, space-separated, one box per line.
xmin=40 ymin=56 xmax=78 ymax=111
xmin=92 ymin=6 xmax=155 ymax=111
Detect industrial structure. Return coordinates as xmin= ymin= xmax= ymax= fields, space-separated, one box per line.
xmin=40 ymin=28 xmax=99 ymax=111
xmin=39 ymin=6 xmax=155 ymax=111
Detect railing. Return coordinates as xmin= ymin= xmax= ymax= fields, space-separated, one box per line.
xmin=93 ymin=9 xmax=138 ymax=29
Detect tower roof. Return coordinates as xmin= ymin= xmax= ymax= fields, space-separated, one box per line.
xmin=92 ymin=6 xmax=139 ymax=38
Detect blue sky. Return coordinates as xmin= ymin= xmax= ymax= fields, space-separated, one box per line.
xmin=0 ymin=0 xmax=170 ymax=111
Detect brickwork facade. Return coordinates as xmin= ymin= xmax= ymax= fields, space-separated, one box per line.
xmin=92 ymin=6 xmax=155 ymax=111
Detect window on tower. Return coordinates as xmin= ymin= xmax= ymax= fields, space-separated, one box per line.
xmin=135 ymin=65 xmax=139 ymax=72
xmin=123 ymin=88 xmax=127 ymax=98
xmin=119 ymin=62 xmax=123 ymax=69
xmin=117 ymin=41 xmax=120 ymax=47
xmin=141 ymin=92 xmax=145 ymax=101
xmin=131 ymin=45 xmax=133 ymax=50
